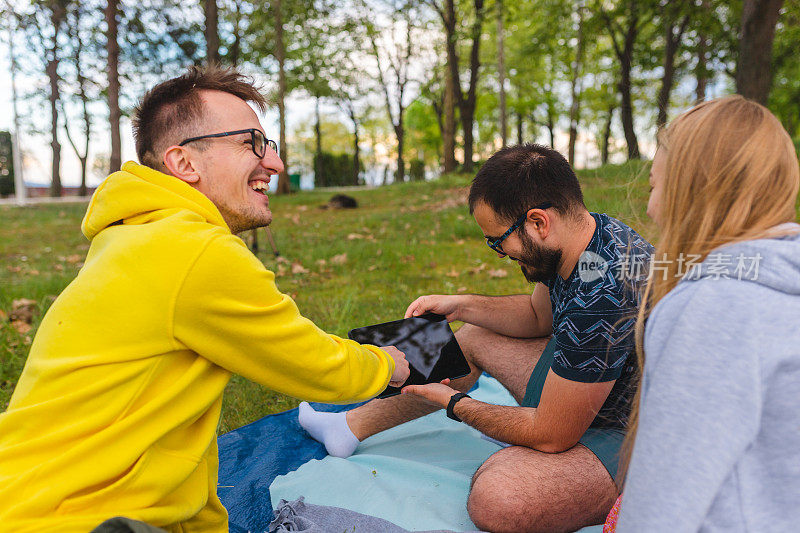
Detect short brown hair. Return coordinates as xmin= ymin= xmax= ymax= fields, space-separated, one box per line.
xmin=468 ymin=144 xmax=586 ymax=223
xmin=132 ymin=65 xmax=267 ymax=169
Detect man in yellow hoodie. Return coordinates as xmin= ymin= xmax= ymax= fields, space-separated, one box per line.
xmin=0 ymin=66 xmax=409 ymax=532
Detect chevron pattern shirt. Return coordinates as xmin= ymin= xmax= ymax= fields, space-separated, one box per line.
xmin=542 ymin=212 xmax=653 ymax=429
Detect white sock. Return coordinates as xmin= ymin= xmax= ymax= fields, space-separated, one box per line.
xmin=298 ymin=402 xmax=360 ymax=458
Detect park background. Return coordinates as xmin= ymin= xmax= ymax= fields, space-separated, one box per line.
xmin=1 ymin=0 xmax=799 ymax=430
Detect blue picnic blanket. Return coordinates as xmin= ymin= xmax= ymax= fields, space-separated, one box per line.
xmin=218 ymin=399 xmax=364 ymax=532
xmin=218 ymin=376 xmax=604 ymax=533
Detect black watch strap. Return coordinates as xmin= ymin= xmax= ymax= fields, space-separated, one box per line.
xmin=446 ymin=392 xmax=470 ymax=422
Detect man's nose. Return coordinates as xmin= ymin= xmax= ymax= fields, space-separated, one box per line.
xmin=261 ymin=147 xmax=285 ymax=175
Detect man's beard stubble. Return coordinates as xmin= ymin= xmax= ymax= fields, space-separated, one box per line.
xmin=516 ymin=230 xmax=562 ymax=283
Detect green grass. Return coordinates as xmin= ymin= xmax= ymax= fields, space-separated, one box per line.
xmin=0 ymin=162 xmax=656 ymax=433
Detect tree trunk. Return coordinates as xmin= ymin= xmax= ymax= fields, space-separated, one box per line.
xmin=314 ymin=96 xmax=323 ymax=187
xmin=203 ymin=0 xmax=220 ymax=64
xmin=395 ymin=125 xmax=405 ymax=183
xmin=736 ymin=0 xmax=783 ymax=105
xmin=78 ymin=156 xmax=87 ymax=197
xmin=48 ymin=64 xmax=62 ymax=197
xmin=105 ymin=0 xmax=121 ymax=173
xmin=618 ymin=63 xmax=639 ymax=159
xmin=458 ymin=0 xmax=485 ymax=174
xmin=442 ymin=61 xmax=457 ymax=172
xmin=695 ymin=0 xmax=710 ymax=103
xmin=348 ymin=106 xmax=360 ymax=186
xmin=568 ymin=4 xmax=585 ymax=165
xmin=657 ymin=16 xmax=689 ymax=128
xmin=496 ymin=0 xmax=507 ymax=148
xmin=80 ymin=87 xmax=90 ymax=196
xmin=8 ymin=20 xmax=26 ymax=205
xmin=516 ymin=110 xmax=523 ymax=144
xmin=602 ymin=0 xmax=640 ymax=159
xmin=546 ymin=105 xmax=555 ymax=149
xmin=442 ymin=0 xmax=459 ymax=172
xmin=230 ymin=0 xmax=242 ymax=66
xmin=696 ymin=33 xmax=708 ymax=102
xmin=275 ymin=0 xmax=290 ymax=194
xmin=602 ymin=104 xmax=615 ymax=165
xmin=47 ymin=5 xmax=64 ymax=197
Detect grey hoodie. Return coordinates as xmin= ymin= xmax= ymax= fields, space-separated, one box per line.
xmin=617 ymin=226 xmax=800 ymax=532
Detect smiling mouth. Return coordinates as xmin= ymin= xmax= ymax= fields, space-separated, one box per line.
xmin=249 ymin=179 xmax=269 ymax=196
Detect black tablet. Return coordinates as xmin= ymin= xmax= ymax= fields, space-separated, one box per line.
xmin=348 ymin=313 xmax=471 ymax=398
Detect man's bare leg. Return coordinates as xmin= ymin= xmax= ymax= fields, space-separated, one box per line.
xmin=468 ymin=444 xmax=618 ymax=533
xmin=346 ymin=324 xmax=550 ymax=440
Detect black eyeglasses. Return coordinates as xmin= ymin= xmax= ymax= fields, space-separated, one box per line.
xmin=486 ymin=202 xmax=554 ymax=255
xmin=179 ymin=128 xmax=277 ymax=159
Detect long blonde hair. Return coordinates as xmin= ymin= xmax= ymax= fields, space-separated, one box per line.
xmin=618 ymin=95 xmax=800 ymax=483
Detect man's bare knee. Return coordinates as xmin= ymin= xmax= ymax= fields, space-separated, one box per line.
xmin=467 ymin=446 xmax=615 ymax=533
xmin=468 ymin=461 xmax=546 ymax=533
xmin=453 ymin=323 xmax=490 ymax=377
xmin=454 ymin=323 xmax=483 ymax=359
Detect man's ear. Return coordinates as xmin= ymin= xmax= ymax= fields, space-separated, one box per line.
xmin=163 ymin=145 xmax=200 ymax=184
xmin=526 ymin=208 xmax=551 ymax=240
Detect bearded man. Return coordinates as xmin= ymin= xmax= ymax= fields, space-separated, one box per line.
xmin=300 ymin=144 xmax=654 ymax=533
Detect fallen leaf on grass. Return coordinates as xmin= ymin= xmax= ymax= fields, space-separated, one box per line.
xmin=368 ymin=265 xmax=378 ymax=271
xmin=26 ymin=270 xmax=40 ymax=276
xmin=316 ymin=259 xmax=327 ymax=266
xmin=11 ymin=320 xmax=32 ymax=335
xmin=291 ymin=262 xmax=309 ymax=275
xmin=347 ymin=233 xmax=364 ymax=240
xmin=488 ymin=269 xmax=508 ymax=278
xmin=330 ymin=253 xmax=348 ymax=265
xmin=276 ymin=256 xmax=290 ymax=264
xmin=468 ymin=263 xmax=488 ymax=274
xmin=446 ymin=268 xmax=460 ymax=278
xmin=400 ymin=255 xmax=415 ymax=264
xmin=10 ymin=299 xmax=38 ymax=324
xmin=65 ymin=254 xmax=82 ymax=264
xmin=456 ymin=286 xmax=468 ymax=293
xmin=54 ymin=264 xmax=64 ymax=271
xmin=6 ymin=266 xmax=22 ymax=273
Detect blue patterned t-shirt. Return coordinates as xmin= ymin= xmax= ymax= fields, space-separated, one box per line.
xmin=541 ymin=212 xmax=653 ymax=429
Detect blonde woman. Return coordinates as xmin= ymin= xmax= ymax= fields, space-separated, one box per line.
xmin=617 ymin=96 xmax=800 ymax=531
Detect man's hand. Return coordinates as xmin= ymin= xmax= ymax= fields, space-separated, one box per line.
xmin=404 ymin=295 xmax=465 ymax=322
xmin=381 ymin=346 xmax=410 ymax=387
xmin=401 ymin=379 xmax=457 ymax=408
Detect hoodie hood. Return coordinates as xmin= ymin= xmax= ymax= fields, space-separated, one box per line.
xmin=685 ymin=223 xmax=800 ymax=295
xmin=81 ymin=161 xmax=228 ymax=241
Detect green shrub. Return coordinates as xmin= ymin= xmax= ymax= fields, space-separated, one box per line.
xmin=313 ymin=151 xmax=360 ymax=188
xmin=409 ymin=159 xmax=425 ymax=181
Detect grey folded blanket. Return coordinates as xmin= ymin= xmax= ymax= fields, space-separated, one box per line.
xmin=269 ymin=497 xmax=484 ymax=533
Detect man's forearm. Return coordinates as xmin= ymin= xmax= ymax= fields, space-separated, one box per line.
xmin=453 ymin=398 xmax=557 ymax=451
xmin=457 ymin=294 xmax=547 ymax=338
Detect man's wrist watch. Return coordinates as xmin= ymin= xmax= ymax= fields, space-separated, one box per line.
xmin=446 ymin=392 xmax=470 ymax=422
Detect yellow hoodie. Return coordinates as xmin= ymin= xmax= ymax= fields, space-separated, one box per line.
xmin=0 ymin=162 xmax=394 ymax=532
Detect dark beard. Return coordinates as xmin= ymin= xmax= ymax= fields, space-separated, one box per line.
xmin=516 ymin=230 xmax=562 ymax=283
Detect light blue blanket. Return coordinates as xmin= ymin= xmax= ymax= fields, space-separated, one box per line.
xmin=270 ymin=375 xmax=603 ymax=532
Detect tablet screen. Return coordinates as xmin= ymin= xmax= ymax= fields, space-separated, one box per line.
xmin=348 ymin=314 xmax=470 ymax=397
